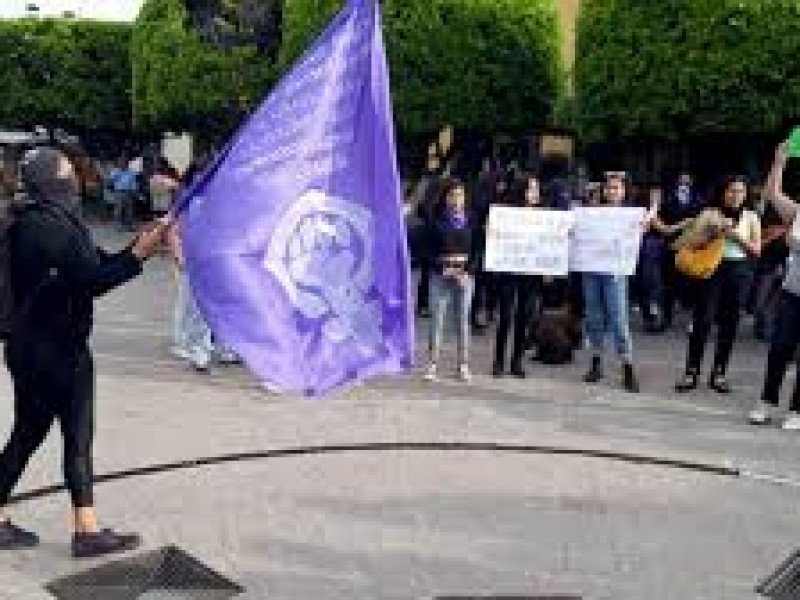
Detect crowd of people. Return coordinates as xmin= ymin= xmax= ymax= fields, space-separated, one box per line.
xmin=411 ymin=145 xmax=800 ymax=430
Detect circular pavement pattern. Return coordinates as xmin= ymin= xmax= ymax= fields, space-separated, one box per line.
xmin=7 ymin=449 xmax=798 ymax=599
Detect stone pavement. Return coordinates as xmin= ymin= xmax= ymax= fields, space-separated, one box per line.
xmin=0 ymin=223 xmax=798 ymax=599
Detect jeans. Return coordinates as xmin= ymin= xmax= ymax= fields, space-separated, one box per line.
xmin=582 ymin=273 xmax=633 ymax=361
xmin=762 ymin=291 xmax=800 ymax=411
xmin=0 ymin=339 xmax=95 ymax=507
xmin=173 ymin=271 xmax=214 ymax=361
xmin=429 ymin=271 xmax=474 ymax=364
xmin=685 ymin=259 xmax=750 ymax=374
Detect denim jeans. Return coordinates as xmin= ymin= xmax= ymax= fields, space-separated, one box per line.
xmin=429 ymin=271 xmax=474 ymax=364
xmin=173 ymin=271 xmax=214 ymax=361
xmin=582 ymin=273 xmax=633 ymax=362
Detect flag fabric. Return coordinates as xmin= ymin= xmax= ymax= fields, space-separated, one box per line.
xmin=178 ymin=0 xmax=413 ymax=395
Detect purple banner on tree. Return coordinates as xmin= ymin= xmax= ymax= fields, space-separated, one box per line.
xmin=179 ymin=0 xmax=413 ymax=395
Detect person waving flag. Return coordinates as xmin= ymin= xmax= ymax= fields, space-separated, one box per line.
xmin=177 ymin=0 xmax=413 ymax=395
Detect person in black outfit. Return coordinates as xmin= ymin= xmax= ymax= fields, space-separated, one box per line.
xmin=470 ymin=159 xmax=500 ymax=332
xmin=659 ymin=172 xmax=706 ymax=330
xmin=415 ymin=163 xmax=444 ymax=318
xmin=0 ymin=147 xmax=164 ymax=558
xmin=492 ymin=172 xmax=542 ymax=378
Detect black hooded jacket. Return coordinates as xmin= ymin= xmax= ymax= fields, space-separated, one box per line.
xmin=9 ymin=148 xmax=143 ymax=346
xmin=9 ymin=204 xmax=142 ymax=345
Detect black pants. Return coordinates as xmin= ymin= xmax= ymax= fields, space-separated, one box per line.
xmin=417 ymin=260 xmax=431 ymax=313
xmin=0 ymin=338 xmax=95 ymax=508
xmin=471 ymin=270 xmax=498 ymax=326
xmin=494 ymin=275 xmax=537 ymax=369
xmin=685 ymin=260 xmax=750 ymax=374
xmin=762 ymin=291 xmax=800 ymax=411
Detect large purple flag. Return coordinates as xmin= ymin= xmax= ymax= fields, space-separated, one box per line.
xmin=179 ymin=0 xmax=413 ymax=395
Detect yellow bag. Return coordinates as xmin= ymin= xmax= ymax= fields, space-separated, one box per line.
xmin=675 ymin=236 xmax=725 ymax=279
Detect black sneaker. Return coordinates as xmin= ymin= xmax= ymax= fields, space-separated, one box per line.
xmin=72 ymin=528 xmax=141 ymax=559
xmin=0 ymin=520 xmax=39 ymax=549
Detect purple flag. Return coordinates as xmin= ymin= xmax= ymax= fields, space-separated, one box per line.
xmin=179 ymin=0 xmax=414 ymax=395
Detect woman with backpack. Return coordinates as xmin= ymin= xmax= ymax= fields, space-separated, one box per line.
xmin=675 ymin=175 xmax=762 ymax=394
xmin=0 ymin=147 xmax=164 ymax=558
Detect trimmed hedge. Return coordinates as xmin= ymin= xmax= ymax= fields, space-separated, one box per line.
xmin=0 ymin=20 xmax=132 ymax=136
xmin=245 ymin=0 xmax=560 ymax=138
xmin=576 ymin=0 xmax=800 ymax=142
xmin=132 ymin=0 xmax=276 ymax=141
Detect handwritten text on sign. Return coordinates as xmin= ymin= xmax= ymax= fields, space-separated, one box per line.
xmin=569 ymin=207 xmax=645 ymax=276
xmin=485 ymin=207 xmax=574 ymax=276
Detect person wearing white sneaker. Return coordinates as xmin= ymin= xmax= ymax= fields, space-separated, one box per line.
xmin=424 ymin=178 xmax=475 ymax=382
xmin=754 ymin=141 xmax=800 ymax=430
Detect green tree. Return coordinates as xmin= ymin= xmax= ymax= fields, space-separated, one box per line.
xmin=576 ymin=0 xmax=800 ymax=142
xmin=0 ymin=20 xmax=132 ymax=138
xmin=132 ymin=0 xmax=278 ymax=143
xmin=280 ymin=0 xmax=561 ymax=139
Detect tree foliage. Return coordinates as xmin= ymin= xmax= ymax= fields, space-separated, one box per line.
xmin=132 ymin=0 xmax=277 ymax=142
xmin=245 ymin=0 xmax=560 ymax=138
xmin=0 ymin=20 xmax=132 ymax=136
xmin=576 ymin=0 xmax=800 ymax=142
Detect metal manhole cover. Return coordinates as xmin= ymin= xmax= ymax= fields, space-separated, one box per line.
xmin=45 ymin=545 xmax=244 ymax=600
xmin=757 ymin=549 xmax=800 ymax=599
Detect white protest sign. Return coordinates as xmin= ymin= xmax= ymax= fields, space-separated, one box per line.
xmin=485 ymin=207 xmax=574 ymax=276
xmin=569 ymin=206 xmax=646 ymax=276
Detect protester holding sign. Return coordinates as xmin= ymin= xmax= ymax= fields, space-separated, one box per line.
xmin=492 ymin=173 xmax=543 ymax=378
xmin=749 ymin=142 xmax=800 ymax=429
xmin=581 ymin=174 xmax=641 ymax=393
xmin=675 ymin=175 xmax=761 ymax=394
xmin=423 ymin=178 xmax=476 ymax=383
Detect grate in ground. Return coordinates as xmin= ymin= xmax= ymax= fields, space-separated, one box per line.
xmin=45 ymin=545 xmax=243 ymax=600
xmin=757 ymin=549 xmax=800 ymax=599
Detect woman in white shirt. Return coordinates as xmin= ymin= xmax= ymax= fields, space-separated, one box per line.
xmin=675 ymin=175 xmax=761 ymax=394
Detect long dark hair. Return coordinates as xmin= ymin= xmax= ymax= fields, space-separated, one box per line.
xmin=510 ymin=171 xmax=539 ymax=207
xmin=437 ymin=176 xmax=467 ymax=217
xmin=713 ymin=174 xmax=749 ymax=215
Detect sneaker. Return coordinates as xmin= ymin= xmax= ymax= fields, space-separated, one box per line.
xmin=72 ymin=528 xmax=141 ymax=559
xmin=169 ymin=346 xmax=191 ymax=361
xmin=0 ymin=521 xmax=39 ymax=549
xmin=190 ymin=349 xmax=211 ymax=372
xmin=217 ymin=349 xmax=241 ymax=365
xmin=748 ymin=402 xmax=773 ymax=426
xmin=422 ymin=363 xmax=437 ymax=382
xmin=457 ymin=364 xmax=472 ymax=383
xmin=782 ymin=412 xmax=800 ymax=431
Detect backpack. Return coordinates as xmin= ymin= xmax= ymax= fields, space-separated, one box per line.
xmin=0 ymin=195 xmax=15 ymax=339
xmin=0 ymin=195 xmax=61 ymax=341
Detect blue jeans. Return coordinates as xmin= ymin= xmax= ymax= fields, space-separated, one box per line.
xmin=582 ymin=273 xmax=633 ymax=362
xmin=429 ymin=272 xmax=474 ymax=364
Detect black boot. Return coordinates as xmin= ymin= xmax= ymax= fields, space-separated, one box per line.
xmin=623 ymin=362 xmax=640 ymax=393
xmin=584 ymin=356 xmax=603 ymax=383
xmin=510 ymin=361 xmax=526 ymax=379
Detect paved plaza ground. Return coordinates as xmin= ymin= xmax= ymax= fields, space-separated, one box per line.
xmin=0 ymin=224 xmax=799 ymax=599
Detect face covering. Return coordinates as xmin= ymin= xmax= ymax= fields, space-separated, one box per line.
xmin=20 ymin=147 xmax=82 ymax=217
